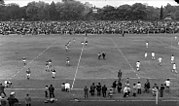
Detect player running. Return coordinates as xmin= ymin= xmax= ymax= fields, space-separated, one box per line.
xmin=66 ymin=57 xmax=70 ymax=66
xmin=26 ymin=68 xmax=31 ymax=80
xmin=136 ymin=61 xmax=140 ymax=71
xmin=48 ymin=59 xmax=52 ymax=65
xmin=45 ymin=63 xmax=50 ymax=72
xmin=172 ymin=63 xmax=178 ymax=73
xmin=102 ymin=51 xmax=106 ymax=60
xmin=22 ymin=57 xmax=27 ymax=66
xmin=175 ymin=36 xmax=177 ymax=40
xmin=158 ymin=57 xmax=162 ymax=66
xmin=45 ymin=59 xmax=52 ymax=72
xmin=145 ymin=41 xmax=149 ymax=48
xmin=65 ymin=45 xmax=69 ymax=52
xmin=171 ymin=54 xmax=174 ymax=64
xmin=85 ymin=40 xmax=88 ymax=46
xmin=144 ymin=51 xmax=148 ymax=59
xmin=151 ymin=51 xmax=155 ymax=60
xmin=51 ymin=69 xmax=56 ymax=79
xmin=98 ymin=52 xmax=101 ymax=60
xmin=67 ymin=40 xmax=71 ymax=46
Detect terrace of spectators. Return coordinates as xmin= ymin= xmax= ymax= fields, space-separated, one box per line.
xmin=0 ymin=21 xmax=179 ymax=35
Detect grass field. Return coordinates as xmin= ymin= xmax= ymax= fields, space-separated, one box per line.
xmin=0 ymin=34 xmax=179 ymax=106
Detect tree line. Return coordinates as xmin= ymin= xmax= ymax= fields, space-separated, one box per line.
xmin=0 ymin=0 xmax=179 ymax=21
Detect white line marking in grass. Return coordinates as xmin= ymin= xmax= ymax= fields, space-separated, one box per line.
xmin=71 ymin=37 xmax=87 ymax=90
xmin=109 ymin=38 xmax=140 ymax=79
xmin=9 ymin=38 xmax=59 ymax=79
xmin=70 ymin=99 xmax=179 ymax=102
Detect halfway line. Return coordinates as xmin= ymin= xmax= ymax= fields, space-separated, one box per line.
xmin=71 ymin=37 xmax=87 ymax=90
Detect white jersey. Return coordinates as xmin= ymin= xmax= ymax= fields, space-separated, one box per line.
xmin=173 ymin=63 xmax=176 ymax=70
xmin=146 ymin=42 xmax=149 ymax=48
xmin=136 ymin=62 xmax=140 ymax=67
xmin=144 ymin=52 xmax=147 ymax=58
xmin=165 ymin=80 xmax=170 ymax=87
xmin=151 ymin=52 xmax=155 ymax=57
xmin=158 ymin=57 xmax=162 ymax=63
xmin=22 ymin=59 xmax=26 ymax=62
xmin=65 ymin=83 xmax=70 ymax=90
xmin=48 ymin=61 xmax=52 ymax=65
xmin=65 ymin=46 xmax=68 ymax=50
xmin=136 ymin=83 xmax=141 ymax=89
xmin=175 ymin=36 xmax=177 ymax=40
xmin=171 ymin=56 xmax=174 ymax=62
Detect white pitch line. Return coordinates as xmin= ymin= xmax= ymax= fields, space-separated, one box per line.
xmin=9 ymin=38 xmax=59 ymax=79
xmin=70 ymin=99 xmax=179 ymax=102
xmin=71 ymin=37 xmax=87 ymax=90
xmin=109 ymin=38 xmax=140 ymax=79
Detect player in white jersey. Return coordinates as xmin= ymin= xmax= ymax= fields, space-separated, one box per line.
xmin=26 ymin=68 xmax=31 ymax=80
xmin=144 ymin=51 xmax=148 ymax=58
xmin=136 ymin=61 xmax=140 ymax=71
xmin=158 ymin=57 xmax=162 ymax=66
xmin=145 ymin=41 xmax=149 ymax=48
xmin=171 ymin=54 xmax=174 ymax=64
xmin=175 ymin=36 xmax=177 ymax=40
xmin=172 ymin=63 xmax=178 ymax=73
xmin=151 ymin=52 xmax=155 ymax=60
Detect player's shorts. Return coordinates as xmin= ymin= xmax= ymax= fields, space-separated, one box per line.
xmin=52 ymin=72 xmax=56 ymax=75
xmin=26 ymin=74 xmax=30 ymax=77
xmin=166 ymin=86 xmax=170 ymax=89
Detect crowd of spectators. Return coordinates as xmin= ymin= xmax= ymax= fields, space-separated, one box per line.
xmin=0 ymin=20 xmax=179 ymax=35
xmin=82 ymin=78 xmax=171 ymax=99
xmin=0 ymin=78 xmax=173 ymax=105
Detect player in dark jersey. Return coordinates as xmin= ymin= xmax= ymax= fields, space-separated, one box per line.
xmin=26 ymin=68 xmax=31 ymax=80
xmin=85 ymin=40 xmax=88 ymax=46
xmin=118 ymin=69 xmax=122 ymax=81
xmin=51 ymin=69 xmax=56 ymax=79
xmin=98 ymin=52 xmax=101 ymax=60
xmin=22 ymin=57 xmax=27 ymax=66
xmin=66 ymin=57 xmax=70 ymax=66
xmin=102 ymin=51 xmax=106 ymax=60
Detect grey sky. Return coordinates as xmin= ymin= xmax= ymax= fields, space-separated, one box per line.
xmin=4 ymin=0 xmax=179 ymax=7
